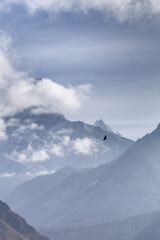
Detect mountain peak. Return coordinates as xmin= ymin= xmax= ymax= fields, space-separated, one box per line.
xmin=94 ymin=119 xmax=114 ymax=133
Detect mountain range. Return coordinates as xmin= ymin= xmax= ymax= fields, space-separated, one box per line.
xmin=0 ymin=108 xmax=133 ymax=198
xmin=7 ymin=123 xmax=160 ymax=228
xmin=2 ymin=108 xmax=133 ymax=171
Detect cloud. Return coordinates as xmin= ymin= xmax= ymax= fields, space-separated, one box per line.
xmin=30 ymin=149 xmax=49 ymax=162
xmin=0 ymin=118 xmax=7 ymax=140
xmin=2 ymin=77 xmax=91 ymax=117
xmin=0 ymin=31 xmax=27 ymax=91
xmin=17 ymin=123 xmax=44 ymax=133
xmin=26 ymin=169 xmax=55 ymax=176
xmin=10 ymin=148 xmax=49 ymax=163
xmin=1 ymin=0 xmax=160 ymax=21
xmin=51 ymin=144 xmax=64 ymax=156
xmin=0 ymin=172 xmax=15 ymax=178
xmin=72 ymin=137 xmax=99 ymax=155
xmin=6 ymin=118 xmax=20 ymax=127
xmin=0 ymin=31 xmax=91 ymax=118
xmin=51 ymin=136 xmax=101 ymax=156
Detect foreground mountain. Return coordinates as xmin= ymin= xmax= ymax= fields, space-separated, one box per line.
xmin=40 ymin=211 xmax=160 ymax=240
xmin=7 ymin=123 xmax=160 ymax=227
xmin=0 ymin=200 xmax=48 ymax=240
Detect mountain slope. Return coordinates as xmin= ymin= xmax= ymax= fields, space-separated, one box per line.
xmin=0 ymin=200 xmax=48 ymax=240
xmin=94 ymin=119 xmax=121 ymax=136
xmin=7 ymin=123 xmax=160 ymax=227
xmin=0 ymin=219 xmax=28 ymax=240
xmin=0 ymin=108 xmax=133 ymax=199
xmin=40 ymin=211 xmax=160 ymax=240
xmin=0 ymin=153 xmax=26 ymax=175
xmin=8 ymin=167 xmax=77 ymax=210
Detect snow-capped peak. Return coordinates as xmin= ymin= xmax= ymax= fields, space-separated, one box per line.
xmin=94 ymin=119 xmax=114 ymax=133
xmin=94 ymin=119 xmax=121 ymax=136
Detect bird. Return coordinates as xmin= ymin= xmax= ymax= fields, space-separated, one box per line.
xmin=103 ymin=135 xmax=107 ymax=141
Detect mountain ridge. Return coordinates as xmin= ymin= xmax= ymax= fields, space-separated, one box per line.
xmin=7 ymin=123 xmax=160 ymax=227
xmin=0 ymin=108 xmax=133 ymax=198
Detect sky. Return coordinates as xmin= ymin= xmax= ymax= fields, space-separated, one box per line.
xmin=0 ymin=0 xmax=160 ymax=140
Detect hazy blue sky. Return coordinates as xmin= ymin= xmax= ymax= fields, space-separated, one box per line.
xmin=0 ymin=1 xmax=160 ymax=140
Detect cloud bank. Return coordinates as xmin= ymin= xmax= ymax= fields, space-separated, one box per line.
xmin=72 ymin=137 xmax=99 ymax=155
xmin=1 ymin=0 xmax=160 ymax=21
xmin=0 ymin=119 xmax=7 ymax=140
xmin=0 ymin=31 xmax=91 ymax=118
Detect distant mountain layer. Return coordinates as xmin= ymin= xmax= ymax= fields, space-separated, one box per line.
xmin=0 ymin=200 xmax=48 ymax=240
xmin=7 ymin=123 xmax=160 ymax=228
xmin=0 ymin=108 xmax=133 ymax=199
xmin=0 ymin=108 xmax=133 ymax=175
xmin=40 ymin=211 xmax=160 ymax=240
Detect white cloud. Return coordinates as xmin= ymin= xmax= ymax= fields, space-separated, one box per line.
xmin=3 ymin=78 xmax=90 ymax=116
xmin=72 ymin=137 xmax=99 ymax=155
xmin=31 ymin=149 xmax=49 ymax=162
xmin=56 ymin=129 xmax=73 ymax=135
xmin=6 ymin=118 xmax=20 ymax=127
xmin=51 ymin=144 xmax=64 ymax=156
xmin=63 ymin=136 xmax=70 ymax=146
xmin=1 ymin=0 xmax=160 ymax=21
xmin=0 ymin=118 xmax=7 ymax=140
xmin=0 ymin=172 xmax=16 ymax=178
xmin=26 ymin=169 xmax=55 ymax=176
xmin=17 ymin=123 xmax=44 ymax=132
xmin=0 ymin=32 xmax=91 ymax=117
xmin=10 ymin=146 xmax=49 ymax=163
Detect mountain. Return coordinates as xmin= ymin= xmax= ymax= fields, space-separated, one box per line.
xmin=7 ymin=167 xmax=77 ymax=209
xmin=0 ymin=108 xmax=133 ymax=198
xmin=40 ymin=211 xmax=160 ymax=240
xmin=94 ymin=119 xmax=121 ymax=136
xmin=1 ymin=108 xmax=133 ymax=171
xmin=0 ymin=200 xmax=48 ymax=240
xmin=7 ymin=123 xmax=160 ymax=228
xmin=0 ymin=155 xmax=28 ymax=200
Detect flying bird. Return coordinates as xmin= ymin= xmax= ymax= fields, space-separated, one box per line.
xmin=103 ymin=135 xmax=107 ymax=141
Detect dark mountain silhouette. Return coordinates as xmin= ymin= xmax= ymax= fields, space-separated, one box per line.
xmin=0 ymin=200 xmax=48 ymax=240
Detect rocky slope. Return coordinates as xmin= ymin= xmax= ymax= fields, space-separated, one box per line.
xmin=0 ymin=200 xmax=49 ymax=240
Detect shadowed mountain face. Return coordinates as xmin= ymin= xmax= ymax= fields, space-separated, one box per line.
xmin=0 ymin=200 xmax=49 ymax=240
xmin=7 ymin=123 xmax=160 ymax=228
xmin=40 ymin=211 xmax=160 ymax=240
